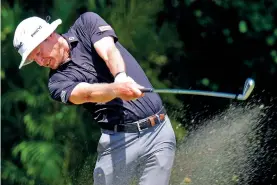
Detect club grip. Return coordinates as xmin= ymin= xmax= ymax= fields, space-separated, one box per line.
xmin=140 ymin=88 xmax=154 ymax=93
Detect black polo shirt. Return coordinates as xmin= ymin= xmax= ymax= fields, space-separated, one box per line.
xmin=48 ymin=12 xmax=163 ymax=126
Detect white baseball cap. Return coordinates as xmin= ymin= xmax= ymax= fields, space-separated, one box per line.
xmin=13 ymin=16 xmax=62 ymax=69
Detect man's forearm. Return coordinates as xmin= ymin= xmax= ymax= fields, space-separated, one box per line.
xmin=69 ymin=80 xmax=144 ymax=105
xmin=106 ymin=46 xmax=126 ymax=77
xmin=69 ymin=82 xmax=117 ymax=104
xmin=93 ymin=37 xmax=126 ymax=77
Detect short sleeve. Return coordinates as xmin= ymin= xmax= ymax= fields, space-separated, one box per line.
xmin=78 ymin=12 xmax=118 ymax=44
xmin=48 ymin=71 xmax=80 ymax=104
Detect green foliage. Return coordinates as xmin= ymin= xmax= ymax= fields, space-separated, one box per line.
xmin=239 ymin=20 xmax=248 ymax=33
xmin=1 ymin=0 xmax=184 ymax=185
xmin=2 ymin=0 xmax=277 ymax=185
xmin=12 ymin=141 xmax=65 ymax=185
xmin=2 ymin=161 xmax=35 ymax=185
xmin=1 ymin=1 xmax=22 ymax=41
xmin=189 ymin=0 xmax=277 ymax=76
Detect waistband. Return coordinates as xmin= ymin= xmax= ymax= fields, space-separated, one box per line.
xmin=99 ymin=107 xmax=167 ymax=133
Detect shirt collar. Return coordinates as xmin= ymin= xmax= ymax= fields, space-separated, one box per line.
xmin=61 ymin=32 xmax=79 ymax=49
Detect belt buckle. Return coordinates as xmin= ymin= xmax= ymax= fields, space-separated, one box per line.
xmin=114 ymin=125 xmax=118 ymax=132
xmin=155 ymin=114 xmax=160 ymax=123
xmin=154 ymin=113 xmax=165 ymax=125
xmin=136 ymin=121 xmax=142 ymax=132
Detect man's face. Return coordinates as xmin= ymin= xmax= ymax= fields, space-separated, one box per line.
xmin=27 ymin=33 xmax=64 ymax=69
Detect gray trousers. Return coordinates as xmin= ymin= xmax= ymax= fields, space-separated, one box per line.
xmin=93 ymin=115 xmax=176 ymax=185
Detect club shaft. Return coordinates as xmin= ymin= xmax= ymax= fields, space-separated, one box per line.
xmin=140 ymin=78 xmax=254 ymax=100
xmin=141 ymin=88 xmax=238 ymax=99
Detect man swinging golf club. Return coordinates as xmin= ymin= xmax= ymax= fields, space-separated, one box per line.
xmin=13 ymin=12 xmax=176 ymax=185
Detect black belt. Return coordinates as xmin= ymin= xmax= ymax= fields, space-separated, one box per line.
xmin=100 ymin=108 xmax=167 ymax=133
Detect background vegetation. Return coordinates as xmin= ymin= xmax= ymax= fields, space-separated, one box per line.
xmin=2 ymin=0 xmax=277 ymax=184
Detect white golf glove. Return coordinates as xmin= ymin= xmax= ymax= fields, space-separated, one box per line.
xmin=114 ymin=72 xmax=135 ymax=83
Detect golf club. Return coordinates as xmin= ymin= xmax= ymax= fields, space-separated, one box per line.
xmin=140 ymin=78 xmax=255 ymax=100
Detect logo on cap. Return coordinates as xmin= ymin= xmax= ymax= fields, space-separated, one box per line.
xmin=15 ymin=42 xmax=23 ymax=51
xmin=31 ymin=25 xmax=42 ymax=37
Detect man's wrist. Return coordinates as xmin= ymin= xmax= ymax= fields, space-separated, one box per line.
xmin=114 ymin=71 xmax=127 ymax=82
xmin=114 ymin=71 xmax=126 ymax=78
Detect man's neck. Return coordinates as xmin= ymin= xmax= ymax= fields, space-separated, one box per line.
xmin=59 ymin=36 xmax=71 ymax=63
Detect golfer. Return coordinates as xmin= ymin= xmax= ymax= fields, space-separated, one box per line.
xmin=13 ymin=12 xmax=176 ymax=185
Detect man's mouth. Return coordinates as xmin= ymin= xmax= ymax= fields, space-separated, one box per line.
xmin=46 ymin=60 xmax=50 ymax=67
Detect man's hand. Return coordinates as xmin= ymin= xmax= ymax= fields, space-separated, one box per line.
xmin=113 ymin=81 xmax=144 ymax=101
xmin=113 ymin=72 xmax=144 ymax=100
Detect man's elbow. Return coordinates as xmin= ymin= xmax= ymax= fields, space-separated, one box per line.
xmin=69 ymin=83 xmax=92 ymax=104
xmin=69 ymin=95 xmax=87 ymax=105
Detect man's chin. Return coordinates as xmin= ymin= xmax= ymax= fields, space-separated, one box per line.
xmin=51 ymin=66 xmax=58 ymax=70
xmin=49 ymin=64 xmax=57 ymax=70
xmin=50 ymin=62 xmax=60 ymax=70
xmin=49 ymin=60 xmax=64 ymax=69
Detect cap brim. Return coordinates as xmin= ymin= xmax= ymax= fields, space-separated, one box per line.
xmin=19 ymin=19 xmax=62 ymax=69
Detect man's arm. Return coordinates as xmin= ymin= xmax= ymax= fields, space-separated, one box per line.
xmin=93 ymin=36 xmax=126 ymax=77
xmin=69 ymin=81 xmax=143 ymax=104
xmin=70 ymin=37 xmax=144 ymax=105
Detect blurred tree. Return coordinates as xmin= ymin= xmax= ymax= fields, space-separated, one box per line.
xmin=1 ymin=0 xmax=185 ymax=184
xmin=2 ymin=0 xmax=277 ymax=184
xmin=158 ymin=0 xmax=277 ymax=123
xmin=161 ymin=1 xmax=277 ymax=184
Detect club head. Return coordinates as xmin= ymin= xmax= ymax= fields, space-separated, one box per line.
xmin=237 ymin=78 xmax=255 ymax=100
